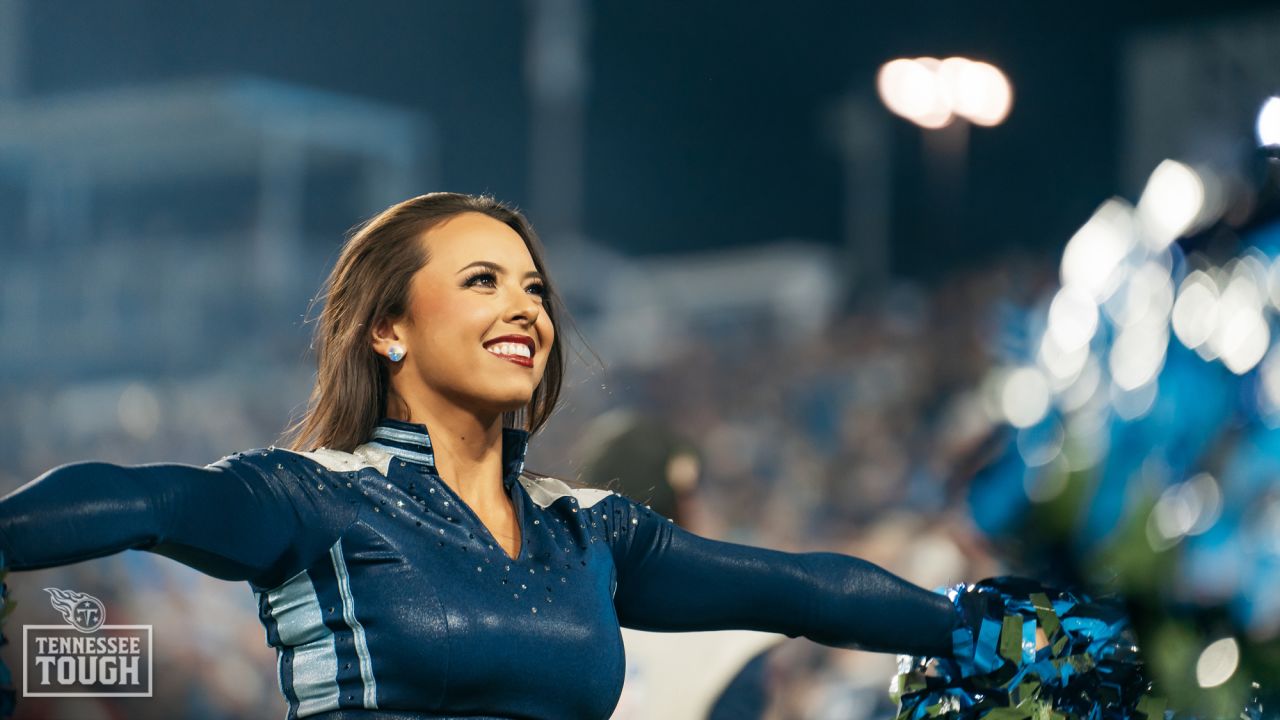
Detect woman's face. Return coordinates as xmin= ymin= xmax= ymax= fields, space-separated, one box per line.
xmin=377 ymin=212 xmax=555 ymax=418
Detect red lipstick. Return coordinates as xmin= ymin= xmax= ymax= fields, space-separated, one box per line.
xmin=483 ymin=335 xmax=535 ymax=368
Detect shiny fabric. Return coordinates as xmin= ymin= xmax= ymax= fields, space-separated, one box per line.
xmin=0 ymin=418 xmax=959 ymax=719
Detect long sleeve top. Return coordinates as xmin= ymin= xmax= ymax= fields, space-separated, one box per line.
xmin=0 ymin=417 xmax=959 ymax=720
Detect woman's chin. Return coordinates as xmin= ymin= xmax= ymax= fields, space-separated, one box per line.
xmin=482 ymin=391 xmax=536 ymax=415
xmin=498 ymin=400 xmax=531 ymax=414
xmin=457 ymin=376 xmax=539 ymax=416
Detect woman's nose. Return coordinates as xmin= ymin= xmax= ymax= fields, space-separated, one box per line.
xmin=505 ymin=291 xmax=540 ymax=324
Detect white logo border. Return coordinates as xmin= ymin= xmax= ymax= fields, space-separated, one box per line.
xmin=21 ymin=625 xmax=154 ymax=698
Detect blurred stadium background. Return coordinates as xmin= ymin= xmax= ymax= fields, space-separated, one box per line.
xmin=4 ymin=1 xmax=1280 ymax=718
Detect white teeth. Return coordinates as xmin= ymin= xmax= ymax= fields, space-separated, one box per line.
xmin=487 ymin=342 xmax=531 ymax=358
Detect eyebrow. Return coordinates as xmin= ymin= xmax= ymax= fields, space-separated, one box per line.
xmin=456 ymin=261 xmax=544 ymax=281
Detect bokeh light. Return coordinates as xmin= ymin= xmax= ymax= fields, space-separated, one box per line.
xmin=877 ymin=58 xmax=953 ymax=129
xmin=1108 ymin=315 xmax=1168 ymax=391
xmin=1001 ymin=367 xmax=1052 ymax=428
xmin=1210 ymin=269 xmax=1269 ymax=374
xmin=1060 ymin=199 xmax=1137 ymax=302
xmin=939 ymin=57 xmax=1013 ymax=126
xmin=1137 ymin=160 xmax=1205 ymax=250
xmin=1257 ymin=96 xmax=1280 ymax=147
xmin=1171 ymin=271 xmax=1220 ymax=351
xmin=1195 ymin=637 xmax=1240 ymax=689
xmin=877 ymin=55 xmax=1012 ymax=129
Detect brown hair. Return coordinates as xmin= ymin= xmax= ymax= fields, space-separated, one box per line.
xmin=278 ymin=192 xmax=590 ymax=453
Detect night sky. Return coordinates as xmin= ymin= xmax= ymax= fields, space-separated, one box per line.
xmin=20 ymin=0 xmax=1279 ymax=278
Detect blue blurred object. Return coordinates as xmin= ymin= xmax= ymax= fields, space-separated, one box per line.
xmin=0 ymin=552 xmax=14 ymax=718
xmin=962 ymin=181 xmax=1280 ymax=715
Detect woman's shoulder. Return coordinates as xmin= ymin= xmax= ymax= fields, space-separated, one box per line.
xmin=212 ymin=443 xmax=395 ymax=476
xmin=206 ymin=446 xmax=367 ymax=531
xmin=202 ymin=444 xmax=390 ymax=488
xmin=518 ymin=471 xmax=615 ymax=510
xmin=278 ymin=445 xmax=391 ymax=475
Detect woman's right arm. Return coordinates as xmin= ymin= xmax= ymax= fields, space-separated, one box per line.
xmin=0 ymin=452 xmax=345 ymax=586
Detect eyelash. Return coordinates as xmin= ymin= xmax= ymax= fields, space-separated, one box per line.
xmin=463 ymin=270 xmax=548 ymax=298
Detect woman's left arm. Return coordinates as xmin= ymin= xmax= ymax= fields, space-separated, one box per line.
xmin=599 ymin=493 xmax=958 ymax=658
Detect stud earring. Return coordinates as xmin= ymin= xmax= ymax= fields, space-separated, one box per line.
xmin=387 ymin=345 xmax=405 ymax=362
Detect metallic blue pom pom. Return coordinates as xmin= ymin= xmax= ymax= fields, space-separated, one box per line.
xmin=892 ymin=577 xmax=1157 ymax=720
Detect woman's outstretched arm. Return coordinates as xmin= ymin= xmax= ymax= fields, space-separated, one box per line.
xmin=600 ymin=493 xmax=958 ymax=658
xmin=0 ymin=451 xmax=355 ymax=587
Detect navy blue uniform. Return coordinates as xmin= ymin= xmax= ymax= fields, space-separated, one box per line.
xmin=0 ymin=418 xmax=958 ymax=719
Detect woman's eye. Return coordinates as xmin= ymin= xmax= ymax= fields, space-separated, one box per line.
xmin=464 ymin=271 xmax=546 ymax=298
xmin=464 ymin=271 xmax=498 ymax=288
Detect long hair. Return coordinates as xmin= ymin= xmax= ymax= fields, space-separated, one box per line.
xmin=278 ymin=192 xmax=585 ymax=453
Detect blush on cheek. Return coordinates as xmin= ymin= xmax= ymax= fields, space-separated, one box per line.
xmin=409 ymin=291 xmax=445 ymax=320
xmin=409 ymin=290 xmax=462 ymax=335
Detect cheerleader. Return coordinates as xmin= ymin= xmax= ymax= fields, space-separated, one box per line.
xmin=0 ymin=193 xmax=969 ymax=720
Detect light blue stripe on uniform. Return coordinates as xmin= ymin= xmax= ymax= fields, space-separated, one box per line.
xmin=365 ymin=440 xmax=435 ymax=467
xmin=266 ymin=569 xmax=340 ymax=716
xmin=370 ymin=426 xmax=434 ymax=447
xmin=330 ymin=539 xmax=378 ymax=708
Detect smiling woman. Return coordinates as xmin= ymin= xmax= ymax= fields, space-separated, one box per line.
xmin=0 ymin=192 xmax=974 ymax=720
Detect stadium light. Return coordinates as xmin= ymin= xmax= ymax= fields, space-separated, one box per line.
xmin=1257 ymin=96 xmax=1280 ymax=147
xmin=876 ymin=56 xmax=1013 ymax=129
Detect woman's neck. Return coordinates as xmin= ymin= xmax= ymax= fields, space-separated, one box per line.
xmin=385 ymin=394 xmax=509 ymax=508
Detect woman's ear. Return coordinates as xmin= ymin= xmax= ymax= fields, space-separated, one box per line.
xmin=370 ymin=315 xmax=401 ymax=356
